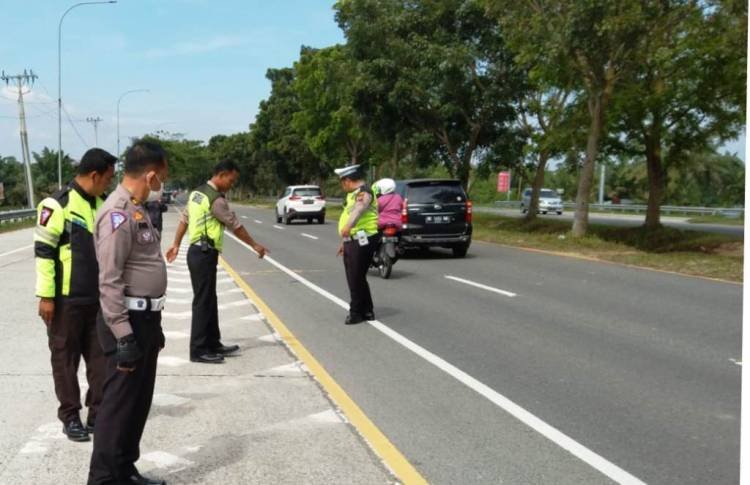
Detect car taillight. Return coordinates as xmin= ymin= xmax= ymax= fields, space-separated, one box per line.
xmin=384 ymin=225 xmax=397 ymax=236
xmin=316 ymin=195 xmax=325 ymax=200
xmin=466 ymin=200 xmax=473 ymax=223
xmin=401 ymin=198 xmax=408 ymax=224
xmin=289 ymin=195 xmax=301 ymax=201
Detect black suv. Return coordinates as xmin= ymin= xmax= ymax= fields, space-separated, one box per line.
xmin=396 ymin=179 xmax=472 ymax=257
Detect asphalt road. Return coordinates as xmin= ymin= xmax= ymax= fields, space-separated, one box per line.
xmin=218 ymin=204 xmax=741 ymax=484
xmin=475 ymin=206 xmax=744 ymax=237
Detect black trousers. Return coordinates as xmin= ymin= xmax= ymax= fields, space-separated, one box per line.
xmin=343 ymin=234 xmax=379 ymax=318
xmin=187 ymin=245 xmax=221 ymax=356
xmin=88 ymin=310 xmax=163 ymax=485
xmin=48 ymin=300 xmax=105 ymax=424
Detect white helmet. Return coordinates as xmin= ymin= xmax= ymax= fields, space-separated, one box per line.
xmin=374 ymin=178 xmax=396 ymax=195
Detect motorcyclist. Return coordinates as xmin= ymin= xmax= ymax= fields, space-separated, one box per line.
xmin=372 ymin=178 xmax=403 ymax=230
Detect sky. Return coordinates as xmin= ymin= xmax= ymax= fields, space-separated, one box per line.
xmin=0 ymin=0 xmax=346 ymax=162
xmin=0 ymin=0 xmax=745 ymax=165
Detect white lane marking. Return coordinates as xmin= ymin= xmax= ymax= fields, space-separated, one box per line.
xmin=256 ymin=361 xmax=308 ymax=376
xmin=18 ymin=422 xmax=65 ymax=455
xmin=301 ymin=233 xmax=319 ymax=240
xmin=168 ymin=276 xmax=234 ymax=284
xmin=157 ymin=356 xmax=190 ymax=367
xmin=258 ymin=333 xmax=280 ymax=343
xmin=162 ymin=299 xmax=250 ymax=318
xmin=254 ymin=219 xmax=263 ymax=224
xmin=242 ymin=314 xmax=265 ymax=322
xmin=141 ymin=451 xmax=194 ymax=469
xmin=241 ymin=215 xmax=248 ymax=219
xmin=163 ymin=330 xmax=189 ymax=339
xmin=166 ymin=287 xmax=192 ymax=294
xmin=308 ymin=409 xmax=345 ymax=424
xmin=224 ymin=230 xmax=646 ymax=485
xmin=445 ymin=275 xmax=517 ymax=298
xmin=152 ymin=393 xmax=191 ymax=407
xmin=730 ymin=358 xmax=742 ymax=366
xmin=273 ymin=225 xmax=285 ymax=230
xmin=0 ymin=244 xmax=33 ymax=258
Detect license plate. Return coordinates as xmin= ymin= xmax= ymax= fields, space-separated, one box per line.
xmin=426 ymin=215 xmax=451 ymax=224
xmin=382 ymin=236 xmax=398 ymax=242
xmin=303 ymin=199 xmax=314 ymax=204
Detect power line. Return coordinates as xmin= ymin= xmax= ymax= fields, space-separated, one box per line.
xmin=62 ymin=103 xmax=89 ymax=149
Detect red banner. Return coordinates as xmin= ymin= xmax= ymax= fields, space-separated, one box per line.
xmin=497 ymin=171 xmax=510 ymax=192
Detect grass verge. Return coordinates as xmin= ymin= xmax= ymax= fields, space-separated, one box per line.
xmin=0 ymin=218 xmax=35 ymax=234
xmin=473 ymin=213 xmax=743 ymax=282
xmin=687 ymin=215 xmax=744 ymax=226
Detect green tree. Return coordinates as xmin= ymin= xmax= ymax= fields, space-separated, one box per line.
xmin=486 ymin=0 xmax=652 ymax=236
xmin=32 ymin=148 xmax=75 ymax=199
xmin=336 ymin=0 xmax=525 ymax=189
xmin=293 ymin=45 xmax=371 ymax=166
xmin=250 ymin=67 xmax=324 ymax=191
xmin=610 ymin=0 xmax=747 ymax=227
xmin=0 ymin=155 xmax=27 ymax=207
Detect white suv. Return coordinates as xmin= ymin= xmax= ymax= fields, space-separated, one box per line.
xmin=276 ymin=185 xmax=326 ymax=224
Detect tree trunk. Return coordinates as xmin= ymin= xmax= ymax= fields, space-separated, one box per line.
xmin=525 ymin=150 xmax=549 ymax=221
xmin=572 ymin=94 xmax=606 ymax=237
xmin=644 ymin=120 xmax=664 ymax=229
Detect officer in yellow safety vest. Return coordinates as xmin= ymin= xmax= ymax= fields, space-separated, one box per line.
xmin=335 ymin=164 xmax=379 ymax=325
xmin=34 ymin=148 xmax=117 ymax=442
xmin=166 ymin=159 xmax=268 ymax=363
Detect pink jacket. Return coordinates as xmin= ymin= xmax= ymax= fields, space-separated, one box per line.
xmin=377 ymin=192 xmax=404 ymax=229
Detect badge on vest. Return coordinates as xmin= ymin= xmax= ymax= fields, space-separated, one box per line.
xmin=137 ymin=228 xmax=154 ymax=244
xmin=192 ymin=193 xmax=204 ymax=204
xmin=110 ymin=211 xmax=127 ymax=231
xmin=39 ymin=207 xmax=54 ymax=226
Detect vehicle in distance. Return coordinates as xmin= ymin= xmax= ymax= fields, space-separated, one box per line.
xmin=276 ymin=185 xmax=326 ymax=224
xmin=520 ymin=188 xmax=563 ymax=215
xmin=396 ymin=179 xmax=472 ymax=258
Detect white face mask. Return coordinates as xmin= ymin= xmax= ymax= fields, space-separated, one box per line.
xmin=146 ymin=173 xmax=163 ymax=202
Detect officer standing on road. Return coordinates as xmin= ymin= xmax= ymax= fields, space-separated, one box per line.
xmin=165 ymin=159 xmax=267 ymax=364
xmin=88 ymin=140 xmax=169 ymax=485
xmin=34 ymin=148 xmax=116 ymax=442
xmin=335 ymin=164 xmax=379 ymax=325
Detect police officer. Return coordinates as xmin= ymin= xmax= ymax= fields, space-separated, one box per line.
xmin=35 ymin=148 xmax=116 ymax=441
xmin=88 ymin=140 xmax=169 ymax=485
xmin=165 ymin=159 xmax=267 ymax=363
xmin=335 ymin=164 xmax=379 ymax=325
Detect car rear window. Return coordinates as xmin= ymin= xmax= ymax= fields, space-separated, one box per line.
xmin=293 ymin=187 xmax=321 ymax=197
xmin=406 ymin=182 xmax=466 ymax=204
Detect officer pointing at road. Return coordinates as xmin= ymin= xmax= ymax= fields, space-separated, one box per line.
xmin=335 ymin=164 xmax=379 ymax=325
xmin=34 ymin=148 xmax=116 ymax=442
xmin=166 ymin=159 xmax=267 ymax=364
xmin=88 ymin=140 xmax=169 ymax=485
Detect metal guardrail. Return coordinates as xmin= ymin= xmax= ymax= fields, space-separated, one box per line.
xmin=0 ymin=208 xmax=36 ymax=224
xmin=492 ymin=200 xmax=744 ymax=217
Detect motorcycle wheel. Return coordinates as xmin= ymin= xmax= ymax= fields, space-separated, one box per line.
xmin=378 ymin=249 xmax=393 ymax=279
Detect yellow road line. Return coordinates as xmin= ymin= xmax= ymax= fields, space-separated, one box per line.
xmin=219 ymin=256 xmax=428 ymax=485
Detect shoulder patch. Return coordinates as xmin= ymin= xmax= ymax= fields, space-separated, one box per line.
xmin=192 ymin=193 xmax=205 ymax=204
xmin=110 ymin=211 xmax=127 ymax=231
xmin=39 ymin=207 xmax=54 ymax=226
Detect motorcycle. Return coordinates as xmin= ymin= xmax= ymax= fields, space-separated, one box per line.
xmin=371 ymin=224 xmax=400 ymax=279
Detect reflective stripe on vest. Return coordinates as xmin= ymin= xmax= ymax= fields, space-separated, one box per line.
xmin=34 ymin=186 xmax=102 ymax=300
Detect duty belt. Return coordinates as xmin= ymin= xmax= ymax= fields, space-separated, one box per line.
xmin=124 ymin=295 xmax=166 ymax=312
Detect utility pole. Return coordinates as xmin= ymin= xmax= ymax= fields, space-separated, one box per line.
xmin=598 ymin=163 xmax=606 ymax=205
xmin=86 ymin=116 xmax=102 ymax=146
xmin=1 ymin=69 xmax=37 ymax=209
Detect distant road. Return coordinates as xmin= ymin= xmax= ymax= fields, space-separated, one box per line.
xmin=475 ymin=206 xmax=744 ymax=237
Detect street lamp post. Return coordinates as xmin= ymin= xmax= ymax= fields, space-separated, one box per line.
xmin=58 ymin=1 xmax=116 ymax=190
xmin=117 ymin=89 xmax=150 ymax=169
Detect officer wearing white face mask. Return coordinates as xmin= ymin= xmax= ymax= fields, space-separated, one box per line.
xmin=88 ymin=139 xmax=169 ymax=485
